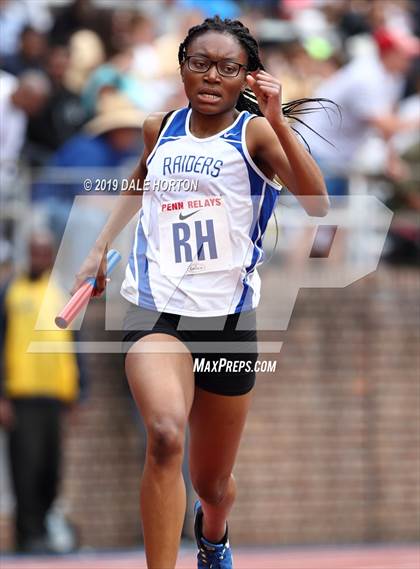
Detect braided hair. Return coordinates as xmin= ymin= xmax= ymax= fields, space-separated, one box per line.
xmin=178 ymin=15 xmax=338 ymax=149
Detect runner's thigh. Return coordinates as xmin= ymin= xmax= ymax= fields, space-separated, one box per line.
xmin=188 ymin=388 xmax=253 ymax=481
xmin=125 ymin=333 xmax=195 ymax=426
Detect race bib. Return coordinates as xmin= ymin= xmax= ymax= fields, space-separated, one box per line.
xmin=158 ymin=196 xmax=233 ymax=276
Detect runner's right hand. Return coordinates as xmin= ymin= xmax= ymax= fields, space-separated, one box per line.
xmin=70 ymin=246 xmax=109 ymax=297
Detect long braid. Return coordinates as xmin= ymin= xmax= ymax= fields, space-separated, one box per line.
xmin=178 ymin=15 xmax=339 ymax=149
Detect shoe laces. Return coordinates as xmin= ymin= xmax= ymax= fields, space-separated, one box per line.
xmin=198 ymin=543 xmax=227 ymax=568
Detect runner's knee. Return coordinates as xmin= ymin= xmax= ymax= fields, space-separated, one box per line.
xmin=146 ymin=418 xmax=185 ymax=466
xmin=192 ymin=473 xmax=232 ymax=505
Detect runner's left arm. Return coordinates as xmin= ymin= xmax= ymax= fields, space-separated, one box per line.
xmin=246 ymin=70 xmax=330 ymax=217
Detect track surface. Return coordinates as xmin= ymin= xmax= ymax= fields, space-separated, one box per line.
xmin=1 ymin=545 xmax=419 ymax=569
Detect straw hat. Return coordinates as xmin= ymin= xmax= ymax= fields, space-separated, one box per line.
xmin=84 ymin=92 xmax=146 ymax=136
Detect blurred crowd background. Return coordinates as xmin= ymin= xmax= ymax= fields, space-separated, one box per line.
xmin=0 ymin=0 xmax=419 ymax=556
xmin=0 ymin=0 xmax=419 ymax=270
xmin=0 ymin=0 xmax=420 ymax=270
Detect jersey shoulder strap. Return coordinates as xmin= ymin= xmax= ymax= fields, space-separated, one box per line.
xmin=157 ymin=109 xmax=176 ymax=137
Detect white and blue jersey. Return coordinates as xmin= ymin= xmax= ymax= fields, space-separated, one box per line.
xmin=120 ymin=107 xmax=281 ymax=317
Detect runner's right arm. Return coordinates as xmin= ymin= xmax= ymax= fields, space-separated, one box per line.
xmin=70 ymin=112 xmax=165 ymax=295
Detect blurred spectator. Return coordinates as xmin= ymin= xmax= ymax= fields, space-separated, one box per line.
xmin=337 ymin=0 xmax=372 ymax=39
xmin=298 ymin=27 xmax=420 ymax=197
xmin=130 ymin=13 xmax=161 ymax=80
xmin=108 ymin=9 xmax=136 ymax=55
xmin=0 ymin=70 xmax=50 ymax=193
xmin=49 ymin=0 xmax=97 ymax=46
xmin=48 ymin=0 xmax=115 ymax=59
xmin=0 ymin=0 xmax=51 ymax=58
xmin=383 ymin=66 xmax=420 ymax=266
xmin=26 ymin=45 xmax=87 ymax=163
xmin=413 ymin=0 xmax=420 ymax=37
xmin=0 ymin=229 xmax=86 ymax=553
xmin=81 ymin=49 xmax=146 ymax=119
xmin=392 ymin=73 xmax=420 ymax=162
xmin=335 ymin=0 xmax=418 ymax=40
xmin=134 ymin=0 xmax=182 ymax=37
xmin=32 ymin=93 xmax=144 ymax=267
xmin=154 ymin=8 xmax=204 ymax=78
xmin=242 ymin=0 xmax=279 ymax=18
xmin=373 ymin=0 xmax=417 ymax=35
xmin=404 ymin=54 xmax=420 ymax=97
xmin=0 ymin=237 xmax=13 ymax=285
xmin=127 ymin=13 xmax=180 ymax=111
xmin=63 ymin=30 xmax=105 ymax=95
xmin=261 ymin=39 xmax=342 ymax=104
xmin=383 ymin=150 xmax=420 ymax=267
xmin=1 ymin=26 xmax=47 ymax=76
xmin=150 ymin=8 xmax=202 ymax=109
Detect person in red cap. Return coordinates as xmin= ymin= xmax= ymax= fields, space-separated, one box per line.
xmin=374 ymin=27 xmax=420 ymax=61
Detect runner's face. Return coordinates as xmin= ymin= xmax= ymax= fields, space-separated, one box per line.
xmin=181 ymin=31 xmax=248 ymax=115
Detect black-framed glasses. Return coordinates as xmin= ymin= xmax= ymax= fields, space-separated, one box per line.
xmin=185 ymin=55 xmax=248 ymax=78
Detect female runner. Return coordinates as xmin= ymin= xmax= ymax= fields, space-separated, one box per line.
xmin=72 ymin=16 xmax=330 ymax=569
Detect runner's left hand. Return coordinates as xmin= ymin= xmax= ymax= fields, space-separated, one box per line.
xmin=246 ymin=70 xmax=284 ymax=126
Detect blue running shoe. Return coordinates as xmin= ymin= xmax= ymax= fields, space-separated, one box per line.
xmin=194 ymin=500 xmax=233 ymax=569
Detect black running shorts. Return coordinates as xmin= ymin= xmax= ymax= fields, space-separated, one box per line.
xmin=122 ymin=302 xmax=258 ymax=396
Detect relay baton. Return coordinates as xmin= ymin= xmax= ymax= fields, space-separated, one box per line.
xmin=55 ymin=249 xmax=122 ymax=329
